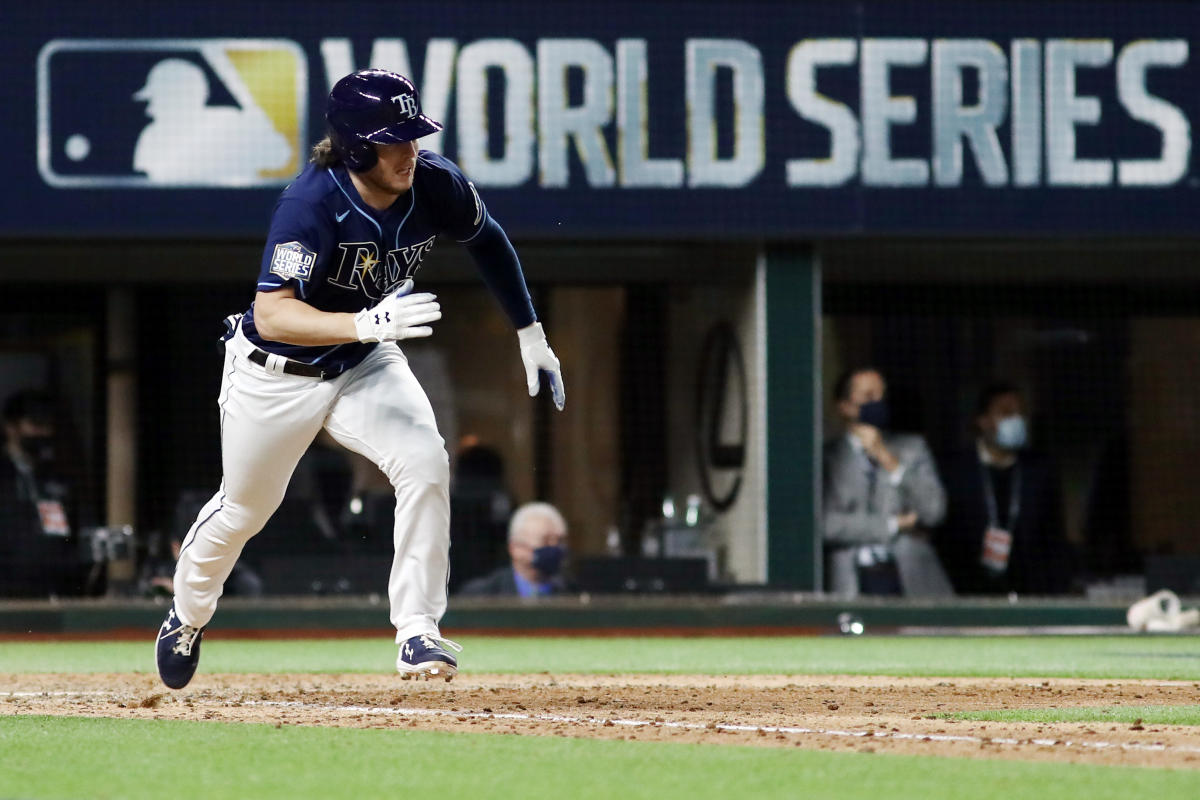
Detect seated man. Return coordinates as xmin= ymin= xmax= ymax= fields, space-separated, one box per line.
xmin=457 ymin=502 xmax=572 ymax=597
xmin=822 ymin=366 xmax=952 ymax=597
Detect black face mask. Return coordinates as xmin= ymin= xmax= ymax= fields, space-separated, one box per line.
xmin=18 ymin=435 xmax=55 ymax=466
xmin=531 ymin=545 xmax=566 ymax=578
xmin=857 ymin=400 xmax=890 ymax=430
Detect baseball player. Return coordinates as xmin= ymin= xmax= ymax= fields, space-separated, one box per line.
xmin=155 ymin=69 xmax=565 ymax=689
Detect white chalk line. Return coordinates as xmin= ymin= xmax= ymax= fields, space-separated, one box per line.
xmin=5 ymin=690 xmax=1198 ymax=757
xmin=242 ymin=699 xmax=1200 ymax=756
xmin=1 ymin=691 xmax=113 ymax=698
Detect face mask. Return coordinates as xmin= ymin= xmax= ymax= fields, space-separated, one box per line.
xmin=994 ymin=415 xmax=1027 ymax=451
xmin=531 ymin=545 xmax=566 ymax=578
xmin=857 ymin=400 xmax=890 ymax=429
xmin=18 ymin=435 xmax=55 ymax=466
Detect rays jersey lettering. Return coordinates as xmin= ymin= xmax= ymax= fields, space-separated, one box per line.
xmin=244 ymin=150 xmax=489 ymax=373
xmin=328 ymin=235 xmax=438 ymax=300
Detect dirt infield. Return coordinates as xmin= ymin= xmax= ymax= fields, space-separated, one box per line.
xmin=3 ymin=672 xmax=1198 ymax=769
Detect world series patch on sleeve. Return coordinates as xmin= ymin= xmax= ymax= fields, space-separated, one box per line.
xmin=270 ymin=241 xmax=316 ymax=281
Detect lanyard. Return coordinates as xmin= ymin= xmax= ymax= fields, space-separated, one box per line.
xmin=981 ymin=462 xmax=1021 ymax=530
xmin=13 ymin=459 xmax=41 ymax=504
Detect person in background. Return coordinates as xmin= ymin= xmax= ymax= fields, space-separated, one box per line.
xmin=822 ymin=367 xmax=952 ymax=597
xmin=0 ymin=389 xmax=83 ymax=597
xmin=934 ymin=381 xmax=1074 ymax=596
xmin=448 ymin=439 xmax=514 ymax=593
xmin=457 ymin=502 xmax=572 ymax=597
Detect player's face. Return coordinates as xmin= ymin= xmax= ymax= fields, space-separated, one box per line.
xmin=364 ymin=140 xmax=420 ymax=194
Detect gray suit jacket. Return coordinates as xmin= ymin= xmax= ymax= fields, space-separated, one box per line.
xmin=822 ymin=432 xmax=952 ymax=597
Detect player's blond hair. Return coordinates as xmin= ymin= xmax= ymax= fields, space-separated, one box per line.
xmin=310 ymin=136 xmax=341 ymax=167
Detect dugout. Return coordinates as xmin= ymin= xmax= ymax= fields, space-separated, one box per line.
xmin=2 ymin=240 xmax=1197 ymax=603
xmin=2 ymin=1 xmax=1199 ymax=605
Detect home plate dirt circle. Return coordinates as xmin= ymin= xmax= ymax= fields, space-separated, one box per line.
xmin=3 ymin=673 xmax=1198 ymax=769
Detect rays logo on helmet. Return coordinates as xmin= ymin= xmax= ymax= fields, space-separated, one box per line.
xmin=37 ymin=38 xmax=307 ymax=188
xmin=270 ymin=241 xmax=317 ymax=281
xmin=391 ymin=93 xmax=418 ymax=118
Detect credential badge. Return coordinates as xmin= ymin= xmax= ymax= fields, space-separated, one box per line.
xmin=270 ymin=240 xmax=316 ymax=281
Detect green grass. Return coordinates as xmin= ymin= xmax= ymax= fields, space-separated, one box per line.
xmin=2 ymin=715 xmax=1198 ymax=800
xmin=4 ymin=637 xmax=1199 ymax=799
xmin=2 ymin=635 xmax=1199 ymax=680
xmin=944 ymin=705 xmax=1200 ymax=726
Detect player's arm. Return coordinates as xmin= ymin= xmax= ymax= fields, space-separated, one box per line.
xmin=253 ymin=286 xmax=358 ymax=346
xmin=255 ymin=197 xmax=433 ymax=346
xmin=430 ymin=153 xmax=537 ymax=328
xmin=254 ymin=285 xmax=441 ymax=346
xmin=430 ymin=153 xmax=564 ymax=408
xmin=463 ymin=218 xmax=565 ymax=410
xmin=463 ymin=217 xmax=536 ymax=328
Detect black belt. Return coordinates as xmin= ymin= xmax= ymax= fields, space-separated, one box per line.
xmin=248 ymin=348 xmax=333 ymax=380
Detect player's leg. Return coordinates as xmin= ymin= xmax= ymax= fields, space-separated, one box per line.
xmin=159 ymin=332 xmax=335 ymax=688
xmin=322 ymin=342 xmax=456 ymax=675
xmin=172 ymin=332 xmax=336 ymax=630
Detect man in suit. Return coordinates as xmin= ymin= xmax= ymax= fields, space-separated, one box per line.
xmin=823 ymin=367 xmax=951 ymax=597
xmin=457 ymin=502 xmax=572 ymax=597
xmin=0 ymin=390 xmax=84 ymax=597
xmin=934 ymin=382 xmax=1073 ymax=596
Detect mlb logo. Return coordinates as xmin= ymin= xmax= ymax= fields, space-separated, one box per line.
xmin=37 ymin=39 xmax=308 ymax=188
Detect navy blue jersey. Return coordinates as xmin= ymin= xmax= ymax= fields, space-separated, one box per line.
xmin=243 ymin=151 xmax=488 ymax=372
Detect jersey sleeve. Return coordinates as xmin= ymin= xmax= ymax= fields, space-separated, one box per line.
xmin=464 ymin=217 xmax=536 ymax=329
xmin=256 ymin=197 xmax=332 ymax=300
xmin=420 ymin=152 xmax=490 ymax=242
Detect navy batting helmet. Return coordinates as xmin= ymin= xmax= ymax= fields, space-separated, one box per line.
xmin=326 ymin=69 xmax=443 ymax=172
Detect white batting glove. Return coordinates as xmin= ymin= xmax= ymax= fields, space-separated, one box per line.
xmin=517 ymin=322 xmax=565 ymax=410
xmin=354 ymin=280 xmax=442 ymax=343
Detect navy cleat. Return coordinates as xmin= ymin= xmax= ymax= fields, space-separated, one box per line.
xmin=397 ymin=634 xmax=462 ymax=682
xmin=155 ymin=603 xmax=206 ymax=690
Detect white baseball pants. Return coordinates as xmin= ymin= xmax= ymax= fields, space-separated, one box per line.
xmin=173 ymin=327 xmax=450 ymax=644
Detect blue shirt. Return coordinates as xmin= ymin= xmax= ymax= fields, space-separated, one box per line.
xmin=512 ymin=568 xmax=555 ymax=598
xmin=243 ymin=151 xmax=510 ymax=374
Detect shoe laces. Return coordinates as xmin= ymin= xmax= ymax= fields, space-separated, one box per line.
xmin=172 ymin=625 xmax=202 ymax=657
xmin=419 ymin=634 xmax=462 ymax=654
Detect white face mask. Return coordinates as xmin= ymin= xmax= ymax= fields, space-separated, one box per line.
xmin=994 ymin=414 xmax=1027 ymax=451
